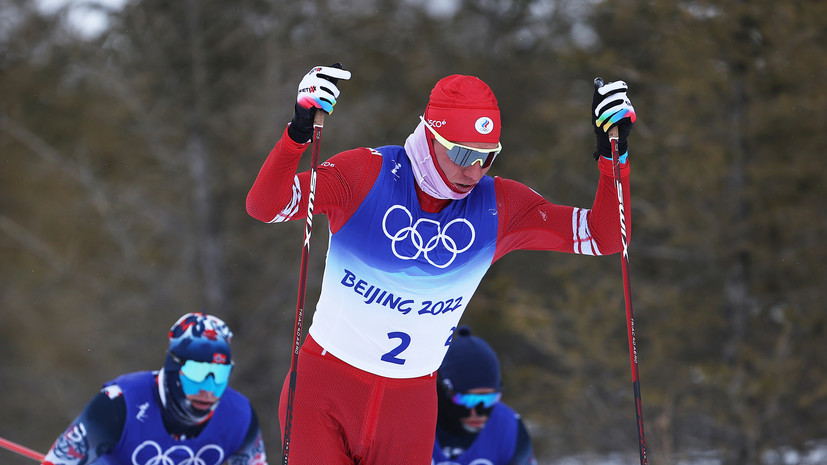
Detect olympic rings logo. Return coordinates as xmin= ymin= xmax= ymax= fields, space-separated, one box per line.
xmin=131 ymin=441 xmax=224 ymax=465
xmin=434 ymin=458 xmax=494 ymax=465
xmin=382 ymin=205 xmax=475 ymax=269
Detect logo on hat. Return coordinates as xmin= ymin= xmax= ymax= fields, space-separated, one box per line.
xmin=475 ymin=117 xmax=494 ymax=135
xmin=426 ymin=118 xmax=447 ymax=128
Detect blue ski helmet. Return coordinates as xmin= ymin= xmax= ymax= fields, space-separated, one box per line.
xmin=165 ymin=312 xmax=233 ymax=366
xmin=161 ymin=312 xmax=234 ymax=424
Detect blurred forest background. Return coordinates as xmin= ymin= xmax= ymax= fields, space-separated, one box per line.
xmin=2 ymin=0 xmax=826 ymax=464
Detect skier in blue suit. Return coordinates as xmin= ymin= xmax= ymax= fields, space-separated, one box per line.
xmin=433 ymin=326 xmax=536 ymax=465
xmin=42 ymin=312 xmax=267 ymax=465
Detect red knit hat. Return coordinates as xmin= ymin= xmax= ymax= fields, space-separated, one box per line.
xmin=423 ymin=75 xmax=500 ymax=144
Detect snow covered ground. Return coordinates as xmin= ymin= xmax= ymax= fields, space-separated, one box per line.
xmin=541 ymin=440 xmax=827 ymax=465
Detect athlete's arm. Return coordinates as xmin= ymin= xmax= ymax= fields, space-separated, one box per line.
xmin=506 ymin=416 xmax=537 ymax=465
xmin=226 ymin=410 xmax=267 ymax=465
xmin=492 ymin=157 xmax=630 ymax=262
xmin=42 ymin=390 xmax=126 ymax=465
xmin=246 ymin=128 xmax=381 ymax=232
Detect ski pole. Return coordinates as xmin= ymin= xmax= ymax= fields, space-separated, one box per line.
xmin=0 ymin=436 xmax=45 ymax=462
xmin=600 ymin=77 xmax=649 ymax=465
xmin=281 ymin=107 xmax=324 ymax=465
xmin=613 ymin=123 xmax=649 ymax=465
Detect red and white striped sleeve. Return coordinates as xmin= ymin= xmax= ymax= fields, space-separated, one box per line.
xmin=491 ymin=157 xmax=631 ymax=262
xmin=246 ymin=127 xmax=381 ymax=232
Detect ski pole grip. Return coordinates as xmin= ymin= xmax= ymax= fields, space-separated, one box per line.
xmin=314 ymin=111 xmax=325 ymax=127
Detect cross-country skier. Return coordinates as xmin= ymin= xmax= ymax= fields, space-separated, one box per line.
xmin=246 ymin=65 xmax=636 ymax=464
xmin=433 ymin=326 xmax=537 ymax=465
xmin=41 ymin=313 xmax=267 ymax=465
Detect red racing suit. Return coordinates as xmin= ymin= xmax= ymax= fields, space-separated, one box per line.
xmin=247 ymin=127 xmax=630 ymax=464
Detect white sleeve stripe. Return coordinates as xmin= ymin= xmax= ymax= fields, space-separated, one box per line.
xmin=269 ymin=175 xmax=302 ymax=223
xmin=101 ymin=384 xmax=123 ymax=399
xmin=572 ymin=208 xmax=602 ymax=256
xmin=572 ymin=208 xmax=581 ymax=254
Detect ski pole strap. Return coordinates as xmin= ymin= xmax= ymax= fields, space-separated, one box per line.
xmin=602 ymin=151 xmax=628 ymax=164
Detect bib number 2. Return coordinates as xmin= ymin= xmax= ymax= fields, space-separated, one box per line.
xmin=380 ymin=332 xmax=410 ymax=365
xmin=380 ymin=327 xmax=458 ymax=366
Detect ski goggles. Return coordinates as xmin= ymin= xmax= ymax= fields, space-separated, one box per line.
xmin=420 ymin=116 xmax=502 ymax=168
xmin=451 ymin=391 xmax=502 ymax=409
xmin=178 ymin=360 xmax=233 ymax=397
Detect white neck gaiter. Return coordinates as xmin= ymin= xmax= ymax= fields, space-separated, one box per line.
xmin=404 ymin=120 xmax=470 ymax=200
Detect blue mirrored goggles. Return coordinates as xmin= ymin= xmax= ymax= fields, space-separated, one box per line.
xmin=180 ymin=359 xmax=233 ymax=384
xmin=420 ymin=116 xmax=502 ymax=168
xmin=451 ymin=391 xmax=502 ymax=409
xmin=180 ymin=372 xmax=229 ymax=397
xmin=178 ymin=360 xmax=233 ymax=397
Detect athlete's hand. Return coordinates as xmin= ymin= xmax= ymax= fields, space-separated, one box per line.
xmin=288 ymin=63 xmax=351 ymax=144
xmin=592 ymin=78 xmax=636 ymax=161
xmin=297 ymin=64 xmax=351 ymax=113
